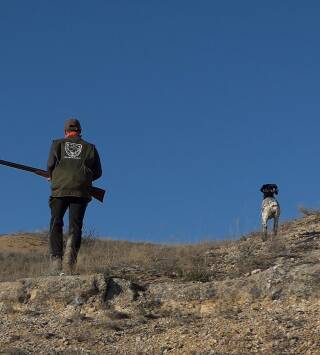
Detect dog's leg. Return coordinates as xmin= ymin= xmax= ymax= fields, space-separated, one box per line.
xmin=261 ymin=212 xmax=268 ymax=241
xmin=273 ymin=213 xmax=279 ymax=236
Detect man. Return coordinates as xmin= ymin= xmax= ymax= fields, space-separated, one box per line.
xmin=47 ymin=118 xmax=102 ymax=274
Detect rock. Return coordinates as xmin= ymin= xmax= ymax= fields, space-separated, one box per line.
xmin=0 ymin=274 xmax=149 ymax=322
xmin=0 ymin=301 xmax=13 ymax=314
xmin=1 ymin=214 xmax=320 ymax=354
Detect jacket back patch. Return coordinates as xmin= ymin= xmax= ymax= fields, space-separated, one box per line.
xmin=65 ymin=142 xmax=82 ymax=159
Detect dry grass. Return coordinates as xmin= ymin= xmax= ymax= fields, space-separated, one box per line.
xmin=0 ymin=231 xmax=224 ymax=282
xmin=298 ymin=207 xmax=320 ymax=216
xmin=0 ymin=252 xmax=49 ymax=282
xmin=2 ymin=210 xmax=309 ymax=283
xmin=78 ymin=237 xmax=218 ymax=282
xmin=0 ymin=234 xmax=48 ymax=281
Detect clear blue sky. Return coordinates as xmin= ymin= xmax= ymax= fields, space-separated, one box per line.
xmin=0 ymin=1 xmax=320 ymax=242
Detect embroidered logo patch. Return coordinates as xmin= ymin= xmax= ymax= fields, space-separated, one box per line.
xmin=65 ymin=142 xmax=82 ymax=159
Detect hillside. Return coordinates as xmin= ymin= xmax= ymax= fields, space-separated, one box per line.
xmin=0 ymin=212 xmax=320 ymax=354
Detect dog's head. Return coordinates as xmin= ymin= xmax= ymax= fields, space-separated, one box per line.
xmin=260 ymin=184 xmax=278 ymax=195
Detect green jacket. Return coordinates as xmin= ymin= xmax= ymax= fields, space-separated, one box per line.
xmin=47 ymin=136 xmax=102 ymax=200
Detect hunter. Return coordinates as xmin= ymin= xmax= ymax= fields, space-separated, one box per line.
xmin=47 ymin=118 xmax=102 ymax=274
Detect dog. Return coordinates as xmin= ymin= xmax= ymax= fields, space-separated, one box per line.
xmin=260 ymin=184 xmax=280 ymax=240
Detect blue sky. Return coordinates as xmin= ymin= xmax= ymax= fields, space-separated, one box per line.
xmin=0 ymin=1 xmax=320 ymax=242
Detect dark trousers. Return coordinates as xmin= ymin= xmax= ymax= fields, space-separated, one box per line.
xmin=49 ymin=197 xmax=88 ymax=259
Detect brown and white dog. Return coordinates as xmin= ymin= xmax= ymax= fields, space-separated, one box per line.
xmin=260 ymin=184 xmax=280 ymax=240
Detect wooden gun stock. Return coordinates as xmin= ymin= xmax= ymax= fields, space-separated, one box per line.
xmin=90 ymin=186 xmax=106 ymax=203
xmin=0 ymin=159 xmax=106 ymax=203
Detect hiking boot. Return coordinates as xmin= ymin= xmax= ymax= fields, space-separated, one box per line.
xmin=50 ymin=256 xmax=62 ymax=271
xmin=47 ymin=256 xmax=64 ymax=276
xmin=64 ymin=264 xmax=79 ymax=275
xmin=63 ymin=238 xmax=77 ymax=275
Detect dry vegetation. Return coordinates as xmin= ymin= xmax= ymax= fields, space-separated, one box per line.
xmin=1 ymin=212 xmax=320 ymax=353
xmin=0 ymin=231 xmax=226 ymax=283
xmin=0 ymin=209 xmax=317 ymax=283
xmin=1 ymin=209 xmax=319 ymax=285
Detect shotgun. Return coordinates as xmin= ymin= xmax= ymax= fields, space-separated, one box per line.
xmin=0 ymin=159 xmax=106 ymax=203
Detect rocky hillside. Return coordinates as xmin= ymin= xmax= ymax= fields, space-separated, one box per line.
xmin=1 ymin=213 xmax=320 ymax=354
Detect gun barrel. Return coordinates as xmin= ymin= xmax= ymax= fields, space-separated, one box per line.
xmin=0 ymin=159 xmax=106 ymax=203
xmin=0 ymin=159 xmax=48 ymax=175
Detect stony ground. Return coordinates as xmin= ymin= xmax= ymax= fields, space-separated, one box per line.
xmin=1 ymin=213 xmax=320 ymax=354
